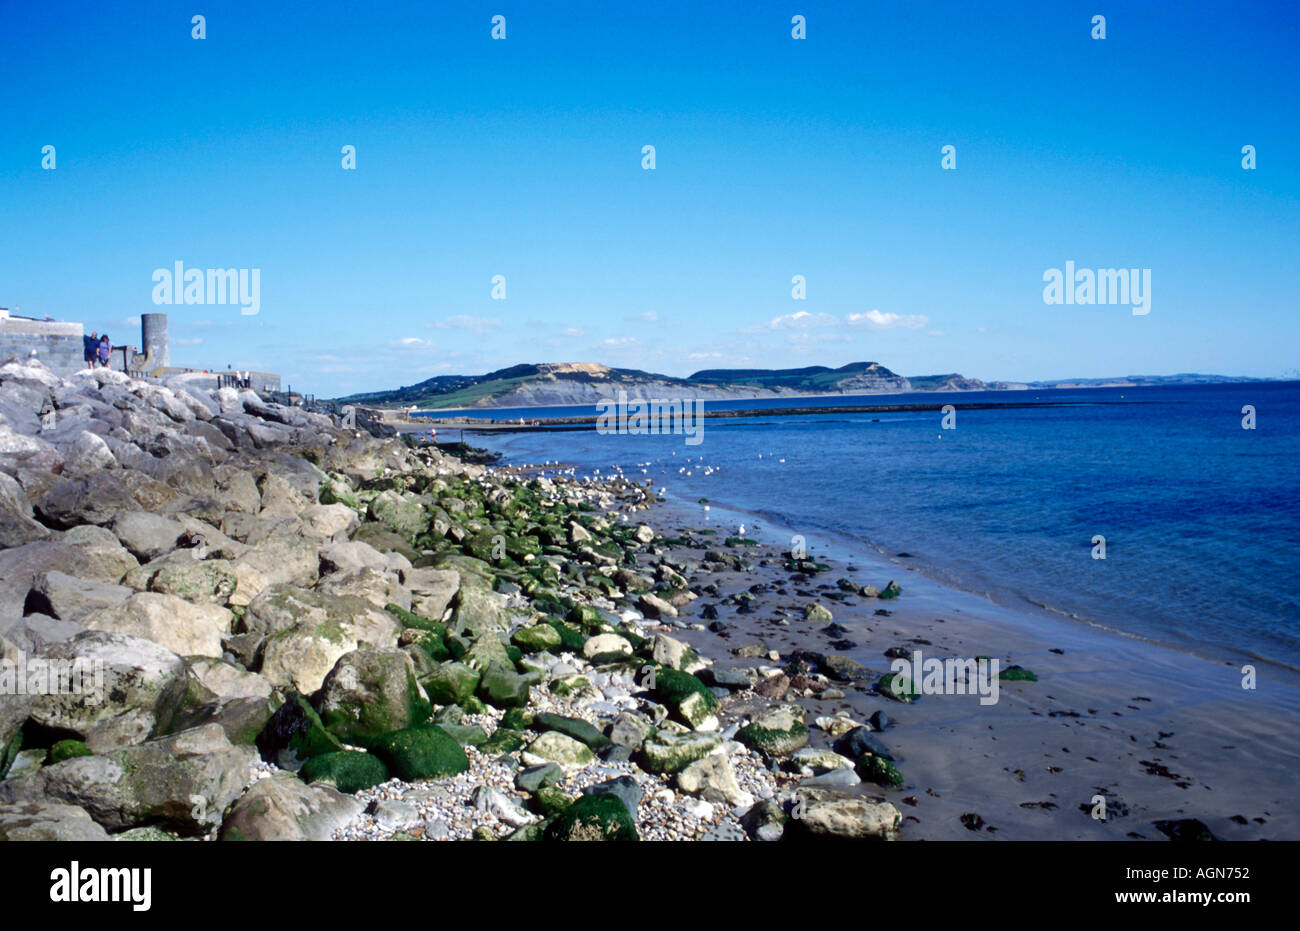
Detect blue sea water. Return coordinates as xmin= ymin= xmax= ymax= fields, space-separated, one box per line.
xmin=454 ymin=383 xmax=1300 ymax=671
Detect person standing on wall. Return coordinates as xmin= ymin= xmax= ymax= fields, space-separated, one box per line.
xmin=97 ymin=334 xmax=111 ymax=367
xmin=83 ymin=330 xmax=99 ymax=369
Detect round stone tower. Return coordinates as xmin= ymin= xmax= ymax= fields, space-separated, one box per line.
xmin=141 ymin=313 xmax=169 ymax=370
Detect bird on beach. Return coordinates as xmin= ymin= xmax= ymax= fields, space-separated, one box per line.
xmin=738 ymin=524 xmax=745 ymax=536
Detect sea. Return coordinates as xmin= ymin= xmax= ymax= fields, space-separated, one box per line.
xmin=425 ymin=383 xmax=1300 ymax=673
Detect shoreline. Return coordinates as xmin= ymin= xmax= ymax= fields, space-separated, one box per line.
xmin=2 ymin=358 xmax=1293 ymax=842
xmin=660 ymin=491 xmax=1300 ymax=687
xmin=627 ymin=489 xmax=1300 ymax=840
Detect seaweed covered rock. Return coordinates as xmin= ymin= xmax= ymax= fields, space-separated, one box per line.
xmin=477 ymin=662 xmax=532 ymax=708
xmin=255 ymin=693 xmax=343 ymax=770
xmin=421 ymin=661 xmax=481 ymax=706
xmin=3 ymin=723 xmax=255 ymax=836
xmin=736 ymin=703 xmax=809 ymax=757
xmin=372 ymin=725 xmax=469 ymax=780
xmin=639 ymin=731 xmax=722 ymax=774
xmin=522 ymin=731 xmax=596 ymax=770
xmin=532 ymin=712 xmax=612 ymax=751
xmin=513 ymin=623 xmax=563 ymax=653
xmin=300 ymin=750 xmax=390 ymax=794
xmin=874 ymin=672 xmax=920 ymax=703
xmin=543 ymin=792 xmax=637 ymax=841
xmin=314 ymin=648 xmax=430 ymax=746
xmin=857 ymin=754 xmax=904 ymax=788
xmin=27 ymin=631 xmax=189 ymax=752
xmin=649 ymin=667 xmax=719 ymax=731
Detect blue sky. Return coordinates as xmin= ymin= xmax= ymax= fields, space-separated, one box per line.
xmin=2 ymin=0 xmax=1297 ymax=395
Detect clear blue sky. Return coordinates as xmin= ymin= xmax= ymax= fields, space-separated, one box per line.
xmin=2 ymin=1 xmax=1297 ymax=395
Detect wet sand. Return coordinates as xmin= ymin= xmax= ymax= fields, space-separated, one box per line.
xmin=648 ymin=497 xmax=1300 ymax=841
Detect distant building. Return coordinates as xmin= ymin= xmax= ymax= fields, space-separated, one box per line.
xmin=0 ymin=307 xmax=280 ymax=390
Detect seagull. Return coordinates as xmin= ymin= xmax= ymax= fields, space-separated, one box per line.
xmin=738 ymin=524 xmax=746 ymax=536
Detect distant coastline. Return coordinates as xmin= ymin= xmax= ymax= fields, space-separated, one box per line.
xmin=341 ymin=360 xmax=1279 ymax=413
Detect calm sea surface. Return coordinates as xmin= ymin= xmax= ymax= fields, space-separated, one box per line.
xmin=449 ymin=383 xmax=1300 ymax=670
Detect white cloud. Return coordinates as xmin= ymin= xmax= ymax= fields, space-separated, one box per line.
xmin=845 ymin=309 xmax=929 ymax=330
xmin=601 ymin=337 xmax=638 ymax=347
xmin=687 ymin=351 xmax=722 ymax=360
xmin=172 ymin=336 xmax=203 ymax=346
xmin=763 ymin=311 xmax=839 ymax=331
xmin=927 ymin=329 xmax=946 ymax=337
xmin=627 ymin=311 xmax=659 ymax=323
xmin=389 ymin=337 xmax=432 ymax=348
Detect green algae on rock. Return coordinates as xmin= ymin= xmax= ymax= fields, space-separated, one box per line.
xmin=300 ymin=750 xmax=390 ymax=794
xmin=372 ymin=725 xmax=469 ymax=780
xmin=543 ymin=792 xmax=638 ymax=841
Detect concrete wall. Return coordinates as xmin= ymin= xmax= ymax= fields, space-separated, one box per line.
xmin=248 ymin=371 xmax=281 ymax=392
xmin=0 ymin=311 xmax=85 ymax=376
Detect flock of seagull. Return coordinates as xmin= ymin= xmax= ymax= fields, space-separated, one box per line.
xmin=512 ymin=451 xmax=777 ymax=538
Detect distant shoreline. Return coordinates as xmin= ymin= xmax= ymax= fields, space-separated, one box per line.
xmin=375 ymin=379 xmax=1285 ymax=419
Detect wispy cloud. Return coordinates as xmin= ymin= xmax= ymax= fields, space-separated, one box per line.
xmin=626 ymin=310 xmax=659 ymax=323
xmin=751 ymin=311 xmax=840 ymax=332
xmin=845 ymin=309 xmax=929 ymax=330
xmin=389 ymin=336 xmax=432 ymax=348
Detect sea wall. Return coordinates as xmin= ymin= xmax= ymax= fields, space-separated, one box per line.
xmin=0 ymin=312 xmax=84 ymax=377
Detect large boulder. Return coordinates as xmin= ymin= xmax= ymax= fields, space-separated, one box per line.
xmin=27 ymin=631 xmax=189 ymax=751
xmin=232 ymin=531 xmax=319 ymax=588
xmin=299 ymin=503 xmax=359 ymax=542
xmin=188 ymin=658 xmax=273 ymax=701
xmin=35 ymin=472 xmax=137 ymax=529
xmin=448 ymin=585 xmax=511 ymax=638
xmin=254 ymin=694 xmax=343 ymax=770
xmin=0 ymin=801 xmax=111 ymax=841
xmin=0 ymin=530 xmax=138 ymax=616
xmin=371 ymin=725 xmax=469 ymax=780
xmin=639 ymin=731 xmax=723 ymax=774
xmin=736 ymin=703 xmax=809 ymax=757
xmin=368 ymin=490 xmax=430 ymax=540
xmin=1 ymin=724 xmax=255 ymax=835
xmin=314 ymin=649 xmax=430 ymax=746
xmin=543 ymin=793 xmax=637 ymax=842
xmin=0 ymin=471 xmax=49 ymax=547
xmin=791 ymin=790 xmax=902 ymax=840
xmin=315 ymin=566 xmax=408 ymax=611
xmin=421 ymin=661 xmax=481 ymax=706
xmin=318 ymin=540 xmax=394 ymax=576
xmin=219 ymin=772 xmax=362 ymax=841
xmin=23 ymin=570 xmax=133 ymax=623
xmin=242 ymin=587 xmax=401 ymax=694
xmin=110 ymin=511 xmax=187 ymax=562
xmin=676 ymin=753 xmax=753 ymax=807
xmin=82 ymin=592 xmax=233 ymax=659
xmin=123 ymin=553 xmax=239 ymax=606
xmin=400 ymin=567 xmax=460 ymax=621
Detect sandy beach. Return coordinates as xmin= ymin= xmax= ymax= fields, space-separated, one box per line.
xmin=638 ymin=495 xmax=1300 ymax=841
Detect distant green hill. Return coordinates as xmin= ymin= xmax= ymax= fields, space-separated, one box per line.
xmin=338 ymin=359 xmax=1266 ymax=410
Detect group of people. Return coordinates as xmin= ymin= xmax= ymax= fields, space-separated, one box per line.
xmin=82 ymin=331 xmax=112 ymax=368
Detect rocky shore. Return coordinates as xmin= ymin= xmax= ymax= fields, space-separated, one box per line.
xmin=0 ymin=360 xmax=903 ymax=841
